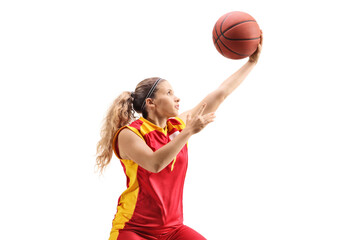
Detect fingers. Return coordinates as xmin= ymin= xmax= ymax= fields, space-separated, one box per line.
xmin=186 ymin=113 xmax=191 ymax=123
xmin=259 ymin=30 xmax=263 ymax=46
xmin=186 ymin=111 xmax=215 ymax=135
xmin=196 ymin=103 xmax=207 ymax=116
xmin=196 ymin=112 xmax=215 ymax=132
xmin=203 ymin=112 xmax=216 ymax=124
xmin=249 ymin=31 xmax=263 ymax=63
xmin=257 ymin=42 xmax=262 ymax=53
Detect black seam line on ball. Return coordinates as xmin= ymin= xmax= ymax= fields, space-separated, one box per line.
xmin=223 ymin=36 xmax=261 ymax=41
xmin=216 ymin=13 xmax=231 ymax=45
xmin=217 ymin=35 xmax=249 ymax=57
xmin=215 ymin=19 xmax=257 ymax=45
xmin=214 ymin=27 xmax=224 ymax=56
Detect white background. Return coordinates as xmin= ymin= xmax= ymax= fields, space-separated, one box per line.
xmin=1 ymin=0 xmax=359 ymax=239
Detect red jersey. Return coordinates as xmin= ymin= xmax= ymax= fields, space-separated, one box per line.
xmin=109 ymin=117 xmax=188 ymax=239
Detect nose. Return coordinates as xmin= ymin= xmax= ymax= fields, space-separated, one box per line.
xmin=175 ymin=96 xmax=180 ymax=102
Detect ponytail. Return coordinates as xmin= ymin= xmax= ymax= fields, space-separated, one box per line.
xmin=96 ymin=91 xmax=134 ymax=173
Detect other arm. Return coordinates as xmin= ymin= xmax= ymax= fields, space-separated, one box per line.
xmin=118 ymin=104 xmax=215 ymax=173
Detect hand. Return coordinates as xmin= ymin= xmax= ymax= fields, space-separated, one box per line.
xmin=185 ymin=103 xmax=216 ymax=135
xmin=249 ymin=30 xmax=263 ymax=64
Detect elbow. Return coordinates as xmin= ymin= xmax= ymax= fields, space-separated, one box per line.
xmin=140 ymin=164 xmax=161 ymax=174
xmin=147 ymin=158 xmax=164 ymax=173
xmin=149 ymin=152 xmax=167 ymax=173
xmin=133 ymin=155 xmax=162 ymax=173
xmin=140 ymin=160 xmax=161 ymax=173
xmin=217 ymin=86 xmax=228 ymax=100
xmin=215 ymin=88 xmax=228 ymax=103
xmin=151 ymin=164 xmax=160 ymax=173
xmin=152 ymin=163 xmax=165 ymax=173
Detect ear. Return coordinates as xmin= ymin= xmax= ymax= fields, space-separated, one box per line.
xmin=145 ymin=98 xmax=156 ymax=109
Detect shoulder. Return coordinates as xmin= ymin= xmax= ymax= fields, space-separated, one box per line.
xmin=118 ymin=122 xmax=144 ymax=142
xmin=168 ymin=116 xmax=186 ymax=126
xmin=167 ymin=117 xmax=186 ymax=135
xmin=113 ymin=118 xmax=143 ymax=143
xmin=112 ymin=119 xmax=144 ymax=159
xmin=116 ymin=126 xmax=146 ymax=160
xmin=168 ymin=116 xmax=186 ymax=129
xmin=118 ymin=127 xmax=141 ymax=142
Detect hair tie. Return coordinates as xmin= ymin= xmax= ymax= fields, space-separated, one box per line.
xmin=128 ymin=91 xmax=134 ymax=103
xmin=141 ymin=78 xmax=162 ymax=112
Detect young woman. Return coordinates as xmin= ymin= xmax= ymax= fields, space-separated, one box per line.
xmin=96 ymin=36 xmax=262 ymax=240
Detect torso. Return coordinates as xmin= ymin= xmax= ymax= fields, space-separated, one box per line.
xmin=109 ymin=117 xmax=188 ymax=237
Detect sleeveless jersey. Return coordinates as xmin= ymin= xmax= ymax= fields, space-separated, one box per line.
xmin=109 ymin=117 xmax=188 ymax=239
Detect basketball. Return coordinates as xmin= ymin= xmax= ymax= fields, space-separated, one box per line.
xmin=212 ymin=11 xmax=261 ymax=59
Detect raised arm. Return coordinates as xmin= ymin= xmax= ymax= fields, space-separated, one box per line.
xmin=179 ymin=34 xmax=263 ymax=122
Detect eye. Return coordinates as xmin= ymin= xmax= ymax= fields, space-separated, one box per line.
xmin=167 ymin=90 xmax=172 ymax=95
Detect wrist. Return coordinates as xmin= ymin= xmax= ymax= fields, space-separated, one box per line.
xmin=182 ymin=127 xmax=194 ymax=137
xmin=247 ymin=59 xmax=258 ymax=65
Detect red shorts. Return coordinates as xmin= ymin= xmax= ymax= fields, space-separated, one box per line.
xmin=115 ymin=225 xmax=206 ymax=240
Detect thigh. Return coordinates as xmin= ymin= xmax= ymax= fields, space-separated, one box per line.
xmin=164 ymin=225 xmax=207 ymax=240
xmin=115 ymin=230 xmax=151 ymax=240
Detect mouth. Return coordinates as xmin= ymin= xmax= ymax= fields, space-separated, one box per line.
xmin=175 ymin=105 xmax=179 ymax=110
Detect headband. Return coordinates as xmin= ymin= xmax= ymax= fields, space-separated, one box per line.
xmin=141 ymin=78 xmax=162 ymax=111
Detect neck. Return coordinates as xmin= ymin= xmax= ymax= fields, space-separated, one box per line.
xmin=146 ymin=113 xmax=167 ymax=129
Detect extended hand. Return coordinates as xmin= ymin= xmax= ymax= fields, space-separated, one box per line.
xmin=185 ymin=103 xmax=216 ymax=135
xmin=249 ymin=31 xmax=263 ymax=64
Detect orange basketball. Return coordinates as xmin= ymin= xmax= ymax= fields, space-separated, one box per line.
xmin=212 ymin=11 xmax=261 ymax=59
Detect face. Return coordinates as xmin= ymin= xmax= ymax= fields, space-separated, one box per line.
xmin=151 ymin=80 xmax=180 ymax=118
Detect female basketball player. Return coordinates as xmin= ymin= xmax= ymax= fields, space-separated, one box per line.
xmin=96 ymin=36 xmax=262 ymax=240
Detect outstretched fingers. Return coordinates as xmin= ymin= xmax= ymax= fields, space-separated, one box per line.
xmin=184 ymin=103 xmax=216 ymax=135
xmin=203 ymin=112 xmax=216 ymax=125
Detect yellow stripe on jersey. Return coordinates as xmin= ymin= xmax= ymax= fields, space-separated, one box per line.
xmin=171 ymin=156 xmax=176 ymax=171
xmin=139 ymin=117 xmax=167 ymax=136
xmin=109 ymin=159 xmax=139 ymax=240
xmin=127 ymin=126 xmax=144 ymax=140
